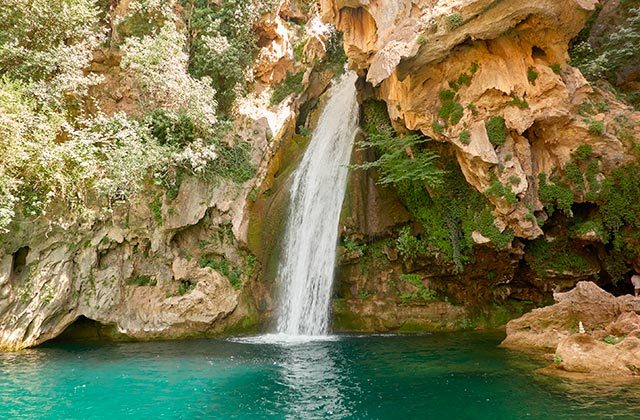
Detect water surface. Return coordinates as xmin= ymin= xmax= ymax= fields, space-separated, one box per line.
xmin=1 ymin=333 xmax=639 ymax=419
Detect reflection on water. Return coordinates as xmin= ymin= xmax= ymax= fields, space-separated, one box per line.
xmin=277 ymin=341 xmax=354 ymax=419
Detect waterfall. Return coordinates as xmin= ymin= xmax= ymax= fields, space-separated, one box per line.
xmin=275 ymin=72 xmax=359 ymax=336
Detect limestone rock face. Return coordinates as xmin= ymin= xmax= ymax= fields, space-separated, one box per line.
xmin=322 ymin=0 xmax=639 ymax=240
xmin=555 ymin=334 xmax=640 ymax=376
xmin=0 ymin=175 xmax=259 ymax=350
xmin=502 ymin=281 xmax=640 ymax=377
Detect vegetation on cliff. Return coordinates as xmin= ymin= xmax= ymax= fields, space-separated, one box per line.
xmin=0 ymin=0 xmax=283 ymax=234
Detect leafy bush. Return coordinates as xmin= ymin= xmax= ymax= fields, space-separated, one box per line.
xmin=485 ymin=116 xmax=508 ymax=146
xmin=0 ymin=0 xmax=104 ymax=107
xmin=538 ymin=173 xmax=574 ymax=217
xmin=121 ymin=22 xmax=218 ymax=128
xmin=270 ymin=71 xmax=305 ymax=105
xmin=183 ymin=0 xmax=276 ymax=113
xmin=446 ymin=13 xmax=463 ymax=30
xmin=459 ymin=130 xmax=471 ymax=145
xmin=355 ymin=129 xmax=443 ymax=186
xmin=527 ymin=67 xmax=539 ymax=85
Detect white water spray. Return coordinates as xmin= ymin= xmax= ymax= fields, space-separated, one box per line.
xmin=275 ymin=72 xmax=359 ymax=336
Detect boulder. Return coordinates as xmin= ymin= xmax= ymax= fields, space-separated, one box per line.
xmin=554 ymin=334 xmax=640 ymax=376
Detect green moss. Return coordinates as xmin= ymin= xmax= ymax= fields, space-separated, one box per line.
xmin=466 ymin=103 xmax=478 ymax=115
xmin=417 ymin=34 xmax=427 ymax=45
xmin=550 ymin=63 xmax=562 ymax=74
xmin=485 ymin=116 xmax=507 ymax=146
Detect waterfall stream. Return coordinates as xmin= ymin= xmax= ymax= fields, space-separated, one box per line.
xmin=275 ymin=72 xmax=359 ymax=336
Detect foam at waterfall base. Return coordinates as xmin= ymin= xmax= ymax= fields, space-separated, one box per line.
xmin=228 ymin=333 xmax=340 ymax=346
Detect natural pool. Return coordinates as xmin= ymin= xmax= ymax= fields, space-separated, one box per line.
xmin=1 ymin=332 xmax=639 ymax=419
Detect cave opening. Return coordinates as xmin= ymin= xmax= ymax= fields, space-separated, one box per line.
xmin=48 ymin=315 xmax=118 ymax=343
xmin=11 ymin=246 xmax=29 ymax=278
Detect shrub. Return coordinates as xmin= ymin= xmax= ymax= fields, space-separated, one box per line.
xmin=459 ymin=130 xmax=471 ymax=145
xmin=0 ymin=0 xmax=104 ymax=106
xmin=270 ymin=71 xmax=305 ymax=105
xmin=588 ymin=120 xmax=605 ymax=136
xmin=354 ymin=128 xmax=443 ymax=186
xmin=184 ymin=0 xmax=275 ymax=113
xmin=527 ymin=67 xmax=539 ymax=85
xmin=507 ymin=96 xmax=529 ymax=109
xmin=121 ymin=23 xmax=218 ymax=128
xmin=550 ymin=64 xmax=562 ymax=74
xmin=538 ymin=173 xmax=574 ymax=217
xmin=446 ymin=13 xmax=463 ymax=30
xmin=486 ymin=116 xmax=508 ymax=146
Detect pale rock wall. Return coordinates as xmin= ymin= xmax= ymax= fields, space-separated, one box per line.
xmin=322 ymin=0 xmax=639 ymax=239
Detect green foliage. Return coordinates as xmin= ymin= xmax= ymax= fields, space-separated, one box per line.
xmin=199 ymin=255 xmax=243 ymax=289
xmin=127 ymin=275 xmax=156 ymax=286
xmin=485 ymin=180 xmax=518 ymax=205
xmin=399 ymin=274 xmax=437 ymax=302
xmin=588 ymin=120 xmax=605 ymax=136
xmin=457 ymin=73 xmax=472 ymax=87
xmin=570 ymin=4 xmax=640 ymax=90
xmin=183 ymin=0 xmax=275 ymax=113
xmin=527 ymin=67 xmax=539 ymax=85
xmin=396 ymin=226 xmax=425 ymax=260
xmin=0 ymin=0 xmax=104 ymax=106
xmin=446 ymin=13 xmax=463 ymax=30
xmin=598 ymin=165 xmax=640 ymax=244
xmin=437 ymin=89 xmax=464 ymax=126
xmin=485 ymin=116 xmax=508 ymax=146
xmin=395 ymin=162 xmax=514 ymax=271
xmin=507 ymin=96 xmax=529 ymax=109
xmin=554 ymin=355 xmax=563 ymax=365
xmin=538 ymin=173 xmax=574 ymax=217
xmin=355 ymin=130 xmax=443 ymax=186
xmin=150 ymin=196 xmax=163 ymax=225
xmin=355 ymin=101 xmax=444 ymax=187
xmin=527 ymin=237 xmax=591 ymax=275
xmin=432 ymin=121 xmax=445 ymax=134
xmin=459 ymin=130 xmax=471 ymax=145
xmin=603 ymin=335 xmax=623 ymax=345
xmin=417 ymin=35 xmax=427 ymax=45
xmin=572 ymin=145 xmax=593 ymax=161
xmin=147 ymin=109 xmax=196 ymax=148
xmin=270 ymin=71 xmax=305 ymax=105
xmin=177 ymin=280 xmax=196 ymax=296
xmin=550 ymin=63 xmax=562 ymax=74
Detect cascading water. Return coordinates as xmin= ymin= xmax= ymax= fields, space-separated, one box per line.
xmin=275 ymin=72 xmax=359 ymax=337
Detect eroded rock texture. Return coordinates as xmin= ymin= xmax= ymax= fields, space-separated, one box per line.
xmin=502 ymin=281 xmax=640 ymax=377
xmin=323 ymin=0 xmax=639 ymax=238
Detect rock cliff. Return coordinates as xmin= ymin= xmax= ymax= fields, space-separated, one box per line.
xmin=0 ymin=0 xmax=340 ymax=349
xmin=326 ymin=0 xmax=640 ymax=331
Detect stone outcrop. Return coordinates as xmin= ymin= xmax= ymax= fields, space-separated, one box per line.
xmin=322 ymin=0 xmax=639 ymax=240
xmin=502 ymin=281 xmax=640 ymax=377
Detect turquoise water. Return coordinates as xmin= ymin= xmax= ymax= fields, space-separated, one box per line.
xmin=1 ymin=332 xmax=639 ymax=419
